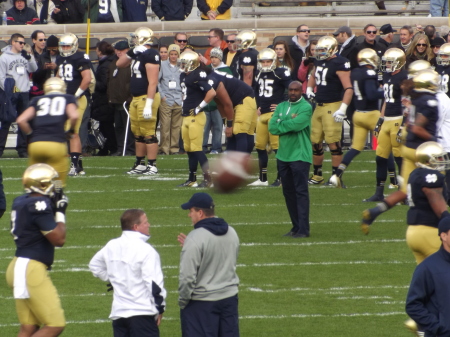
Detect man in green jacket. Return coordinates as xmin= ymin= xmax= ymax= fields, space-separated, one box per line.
xmin=268 ymin=81 xmax=313 ymax=238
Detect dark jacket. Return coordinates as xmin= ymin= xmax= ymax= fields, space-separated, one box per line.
xmin=354 ymin=39 xmax=387 ymax=59
xmin=34 ymin=0 xmax=51 ymax=23
xmin=289 ymin=42 xmax=305 ymax=82
xmin=122 ymin=0 xmax=147 ymax=22
xmin=107 ymin=54 xmax=131 ymax=104
xmin=51 ymin=0 xmax=84 ymax=24
xmin=406 ymin=246 xmax=450 ymax=337
xmin=91 ymin=54 xmax=115 ymax=122
xmin=151 ymin=0 xmax=192 ymax=21
xmin=0 ymin=78 xmax=17 ymax=123
xmin=6 ymin=5 xmax=40 ymax=25
xmin=30 ymin=46 xmax=47 ymax=97
xmin=0 ymin=169 xmax=5 ymax=216
xmin=339 ymin=36 xmax=358 ymax=69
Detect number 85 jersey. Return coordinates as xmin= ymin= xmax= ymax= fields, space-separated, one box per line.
xmin=255 ymin=68 xmax=292 ymax=114
xmin=56 ymin=51 xmax=91 ymax=96
xmin=313 ymin=55 xmax=350 ymax=104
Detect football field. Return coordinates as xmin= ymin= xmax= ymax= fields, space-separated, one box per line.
xmin=0 ymin=150 xmax=416 ymax=336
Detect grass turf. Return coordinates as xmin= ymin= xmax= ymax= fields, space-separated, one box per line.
xmin=0 ymin=150 xmax=416 ymax=336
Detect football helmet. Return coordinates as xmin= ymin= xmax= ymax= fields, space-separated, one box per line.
xmin=257 ymin=48 xmax=277 ymax=72
xmin=23 ymin=163 xmax=59 ymax=196
xmin=380 ymin=48 xmax=406 ymax=73
xmin=210 ymin=47 xmax=223 ymax=61
xmin=413 ymin=68 xmax=439 ymax=93
xmin=234 ymin=30 xmax=257 ymax=51
xmin=416 ymin=141 xmax=450 ymax=171
xmin=437 ymin=43 xmax=450 ymax=66
xmin=44 ymin=77 xmax=67 ymax=95
xmin=179 ymin=51 xmax=200 ymax=73
xmin=130 ymin=27 xmax=154 ymax=47
xmin=357 ymin=48 xmax=380 ymax=69
xmin=58 ymin=33 xmax=78 ymax=57
xmin=407 ymin=60 xmax=431 ymax=78
xmin=314 ymin=36 xmax=338 ymax=60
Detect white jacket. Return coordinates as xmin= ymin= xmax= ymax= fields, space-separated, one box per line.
xmin=89 ymin=230 xmax=166 ymax=319
xmin=437 ymin=91 xmax=450 ymax=152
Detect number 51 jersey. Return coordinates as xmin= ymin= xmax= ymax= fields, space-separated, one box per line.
xmin=56 ymin=52 xmax=91 ymax=96
xmin=313 ymin=55 xmax=351 ymax=104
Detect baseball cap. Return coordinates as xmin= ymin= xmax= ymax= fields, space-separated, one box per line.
xmin=431 ymin=37 xmax=446 ymax=47
xmin=439 ymin=216 xmax=450 ymax=235
xmin=113 ymin=40 xmax=129 ymax=50
xmin=167 ymin=44 xmax=180 ymax=55
xmin=333 ymin=26 xmax=352 ymax=36
xmin=181 ymin=193 xmax=215 ymax=210
xmin=380 ymin=24 xmax=397 ymax=35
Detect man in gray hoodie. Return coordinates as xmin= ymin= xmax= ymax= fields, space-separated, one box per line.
xmin=178 ymin=192 xmax=240 ymax=337
xmin=0 ymin=33 xmax=38 ymax=157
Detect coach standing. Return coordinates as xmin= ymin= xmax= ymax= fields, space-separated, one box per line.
xmin=269 ymin=81 xmax=313 ymax=238
xmin=177 ymin=192 xmax=240 ymax=337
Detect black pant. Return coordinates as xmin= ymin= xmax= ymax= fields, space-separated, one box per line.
xmin=0 ymin=92 xmax=29 ymax=156
xmin=113 ymin=103 xmax=135 ymax=154
xmin=112 ymin=315 xmax=159 ymax=337
xmin=278 ymin=159 xmax=311 ymax=235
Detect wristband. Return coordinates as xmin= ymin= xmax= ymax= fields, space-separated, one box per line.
xmin=145 ymin=98 xmax=153 ymax=110
xmin=339 ymin=103 xmax=348 ymax=112
xmin=75 ymin=88 xmax=84 ymax=98
xmin=55 ymin=212 xmax=65 ymax=223
xmin=198 ymin=100 xmax=207 ymax=109
xmin=226 ymin=120 xmax=233 ymax=128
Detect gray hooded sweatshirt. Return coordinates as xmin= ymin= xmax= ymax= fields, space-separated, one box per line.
xmin=0 ymin=45 xmax=37 ymax=92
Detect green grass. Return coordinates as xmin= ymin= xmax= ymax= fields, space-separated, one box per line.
xmin=0 ymin=150 xmax=417 ymax=336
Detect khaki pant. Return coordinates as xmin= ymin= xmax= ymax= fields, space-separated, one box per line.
xmin=159 ymin=100 xmax=182 ymax=154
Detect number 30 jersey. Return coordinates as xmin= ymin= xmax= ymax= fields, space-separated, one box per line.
xmin=382 ymin=69 xmax=407 ymax=117
xmin=56 ymin=52 xmax=91 ymax=96
xmin=313 ymin=55 xmax=350 ymax=104
xmin=130 ymin=48 xmax=160 ymax=97
xmin=29 ymin=93 xmax=77 ymax=143
xmin=255 ymin=67 xmax=292 ymax=114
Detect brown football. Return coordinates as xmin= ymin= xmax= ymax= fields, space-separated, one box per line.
xmin=211 ymin=151 xmax=255 ymax=193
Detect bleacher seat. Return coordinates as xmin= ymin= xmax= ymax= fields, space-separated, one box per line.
xmin=273 ymin=36 xmax=294 ymax=46
xmin=78 ymin=37 xmax=100 ymax=50
xmin=0 ymin=40 xmax=8 ymax=49
xmin=188 ymin=36 xmax=210 ymax=48
xmin=24 ymin=38 xmax=32 ymax=46
xmin=158 ymin=36 xmax=175 ymax=47
xmin=101 ymin=37 xmax=127 ymax=45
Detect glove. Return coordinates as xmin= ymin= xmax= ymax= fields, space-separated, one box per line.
xmin=106 ymin=282 xmax=113 ymax=292
xmin=373 ymin=117 xmax=384 ymax=138
xmin=396 ymin=127 xmax=403 ymax=144
xmin=143 ymin=98 xmax=153 ymax=119
xmin=56 ymin=194 xmax=69 ymax=215
xmin=21 ymin=50 xmax=31 ymax=60
xmin=194 ymin=100 xmax=208 ymax=115
xmin=306 ymin=87 xmax=315 ymax=100
xmin=0 ymin=209 xmax=5 ymax=219
xmin=333 ymin=110 xmax=346 ymax=123
xmin=134 ymin=45 xmax=147 ymax=54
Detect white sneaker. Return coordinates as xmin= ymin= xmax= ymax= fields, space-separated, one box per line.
xmin=68 ymin=163 xmax=78 ymax=176
xmin=127 ymin=164 xmax=147 ymax=174
xmin=247 ymin=179 xmax=269 ymax=186
xmin=142 ymin=165 xmax=158 ymax=175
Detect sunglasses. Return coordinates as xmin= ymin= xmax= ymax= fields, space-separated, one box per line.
xmin=416 ymin=43 xmax=427 ymax=47
xmin=298 ymin=30 xmax=310 ymax=33
xmin=226 ymin=40 xmax=235 ymax=43
xmin=366 ymin=30 xmax=377 ymax=34
xmin=38 ymin=38 xmax=47 ymax=42
xmin=15 ymin=41 xmax=25 ymax=45
xmin=177 ymin=40 xmax=187 ymax=43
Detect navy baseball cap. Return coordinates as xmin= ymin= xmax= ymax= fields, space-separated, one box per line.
xmin=438 ymin=216 xmax=450 ymax=235
xmin=113 ymin=40 xmax=130 ymax=50
xmin=181 ymin=193 xmax=215 ymax=210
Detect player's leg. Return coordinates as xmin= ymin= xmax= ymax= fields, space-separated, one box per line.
xmin=322 ymin=102 xmax=343 ymax=184
xmin=309 ymin=106 xmax=325 ymax=184
xmin=400 ymin=146 xmax=417 ymax=193
xmin=389 ymin=118 xmax=403 ymax=177
xmin=140 ymin=95 xmax=160 ymax=175
xmin=67 ymin=95 xmax=87 ymax=176
xmin=245 ymin=97 xmax=258 ymax=154
xmin=178 ymin=117 xmax=198 ymax=187
xmin=406 ymin=225 xmax=441 ymax=264
xmin=127 ymin=97 xmax=147 ymax=174
xmin=249 ymin=113 xmax=269 ymax=186
xmin=269 ymin=127 xmax=281 ymax=187
xmin=189 ymin=112 xmax=211 ymax=188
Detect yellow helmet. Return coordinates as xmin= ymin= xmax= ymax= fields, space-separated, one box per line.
xmin=44 ymin=77 xmax=67 ymax=95
xmin=380 ymin=48 xmax=406 ymax=73
xmin=23 ymin=164 xmax=59 ymax=196
xmin=180 ymin=50 xmax=200 ymax=73
xmin=437 ymin=43 xmax=450 ymax=66
xmin=416 ymin=141 xmax=450 ymax=171
xmin=234 ymin=30 xmax=257 ymax=50
xmin=408 ymin=60 xmax=431 ymax=78
xmin=413 ymin=68 xmax=440 ymax=93
xmin=357 ymin=48 xmax=380 ymax=69
xmin=130 ymin=27 xmax=154 ymax=47
xmin=58 ymin=33 xmax=78 ymax=57
xmin=257 ymin=48 xmax=277 ymax=72
xmin=314 ymin=36 xmax=338 ymax=61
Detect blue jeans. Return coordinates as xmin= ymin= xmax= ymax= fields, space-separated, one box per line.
xmin=430 ymin=0 xmax=448 ymax=16
xmin=203 ymin=109 xmax=223 ymax=152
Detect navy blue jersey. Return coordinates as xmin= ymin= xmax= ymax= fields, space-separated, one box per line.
xmin=11 ymin=194 xmax=57 ymax=267
xmin=130 ymin=48 xmax=160 ymax=97
xmin=382 ymin=69 xmax=407 ymax=117
xmin=406 ymin=93 xmax=439 ymax=149
xmin=313 ymin=55 xmax=351 ymax=103
xmin=255 ymin=67 xmax=292 ymax=114
xmin=407 ymin=168 xmax=446 ymax=226
xmin=97 ymin=0 xmax=120 ymax=22
xmin=56 ymin=52 xmax=91 ymax=96
xmin=351 ymin=67 xmax=380 ymax=111
xmin=208 ymin=70 xmax=254 ymax=107
xmin=180 ymin=68 xmax=213 ymax=116
xmin=29 ymin=93 xmax=76 ymax=143
xmin=236 ymin=49 xmax=258 ymax=88
xmin=436 ymin=64 xmax=450 ymax=98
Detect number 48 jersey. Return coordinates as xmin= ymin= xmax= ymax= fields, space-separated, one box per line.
xmin=56 ymin=52 xmax=91 ymax=96
xmin=436 ymin=64 xmax=450 ymax=98
xmin=255 ymin=67 xmax=292 ymax=114
xmin=130 ymin=48 xmax=161 ymax=97
xmin=313 ymin=55 xmax=350 ymax=104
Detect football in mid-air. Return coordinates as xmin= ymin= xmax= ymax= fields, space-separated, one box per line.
xmin=211 ymin=151 xmax=255 ymax=193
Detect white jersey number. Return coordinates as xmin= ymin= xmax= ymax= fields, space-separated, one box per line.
xmin=258 ymin=78 xmax=274 ymax=98
xmin=181 ymin=82 xmax=187 ymax=101
xmin=440 ymin=74 xmax=449 ymax=93
xmin=99 ymin=0 xmax=109 ymax=14
xmin=353 ymin=80 xmax=363 ymax=101
xmin=36 ymin=97 xmax=66 ymax=117
xmin=131 ymin=60 xmax=142 ymax=79
xmin=383 ymin=83 xmax=395 ymax=103
xmin=315 ymin=66 xmax=329 ymax=86
xmin=58 ymin=64 xmax=73 ymax=82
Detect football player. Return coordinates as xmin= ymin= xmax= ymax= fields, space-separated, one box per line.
xmin=6 ymin=164 xmax=68 ymax=337
xmin=117 ymin=27 xmax=161 ymax=175
xmin=233 ymin=30 xmax=259 ymax=89
xmin=363 ymin=48 xmax=407 ymax=201
xmin=329 ymin=48 xmax=383 ymax=188
xmin=248 ymin=48 xmax=291 ymax=187
xmin=16 ymin=78 xmax=78 ymax=187
xmin=56 ymin=33 xmax=92 ymax=177
xmin=306 ymin=36 xmax=353 ymax=185
xmin=178 ymin=51 xmax=216 ymax=187
xmin=436 ymin=43 xmax=450 ymax=98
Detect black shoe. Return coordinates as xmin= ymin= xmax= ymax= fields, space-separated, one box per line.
xmin=363 ymin=194 xmax=384 ymax=202
xmin=283 ymin=231 xmax=295 ymax=237
xmin=270 ymin=179 xmax=281 ymax=187
xmin=292 ymin=232 xmax=310 ymax=238
xmin=18 ymin=153 xmax=28 ymax=158
xmin=110 ymin=151 xmax=123 ymax=156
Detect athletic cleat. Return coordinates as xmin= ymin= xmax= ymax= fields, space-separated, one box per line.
xmin=126 ymin=163 xmax=147 ymax=174
xmin=77 ymin=169 xmax=86 ymax=176
xmin=388 ymin=184 xmax=398 ymax=189
xmin=177 ymin=180 xmax=198 ymax=187
xmin=270 ymin=178 xmax=281 ymax=187
xmin=361 ymin=207 xmax=381 ymax=235
xmin=248 ymin=179 xmax=269 ymax=186
xmin=197 ymin=180 xmax=212 ymax=188
xmin=363 ymin=194 xmax=384 ymax=202
xmin=308 ymin=175 xmax=324 ymax=185
xmin=68 ymin=163 xmax=78 ymax=176
xmin=327 ymin=174 xmax=347 ymax=188
xmin=142 ymin=165 xmax=158 ymax=175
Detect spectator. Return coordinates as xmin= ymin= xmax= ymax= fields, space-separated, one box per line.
xmin=107 ymin=40 xmax=134 ymax=156
xmin=430 ymin=0 xmax=448 ymax=17
xmin=6 ymin=0 xmax=40 ymax=24
xmin=405 ymin=34 xmax=436 ymax=67
xmin=391 ymin=25 xmax=414 ymax=52
xmin=151 ymin=0 xmax=193 ymax=21
xmin=197 ymin=0 xmax=232 ymax=20
xmin=431 ymin=37 xmax=446 ymax=57
xmin=81 ymin=0 xmax=122 ymax=23
xmin=274 ymin=40 xmax=294 ymax=72
xmin=424 ymin=25 xmax=436 ymax=41
xmin=297 ymin=39 xmax=317 ymax=95
xmin=159 ymin=45 xmax=169 ymax=61
xmin=38 ymin=34 xmax=59 ymax=80
xmin=30 ymin=30 xmax=47 ymax=97
xmin=89 ymin=209 xmax=166 ymax=337
xmin=122 ymin=0 xmax=147 ymax=22
xmin=355 ymin=24 xmax=387 ymax=59
xmin=0 ymin=33 xmax=38 ymax=158
xmin=223 ymin=33 xmax=237 ymax=67
xmin=34 ymin=0 xmax=56 ymax=23
xmin=51 ymin=0 xmax=84 ymax=23
xmin=333 ymin=25 xmax=358 ymax=69
xmin=158 ymin=44 xmax=183 ymax=155
xmin=379 ymin=23 xmax=397 ymax=48
xmin=289 ymin=24 xmax=310 ymax=82
xmin=174 ymin=32 xmax=188 ymax=52
xmin=91 ymin=41 xmax=117 ymax=156
xmin=178 ymin=192 xmax=240 ymax=336
xmin=199 ymin=28 xmax=227 ymax=65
